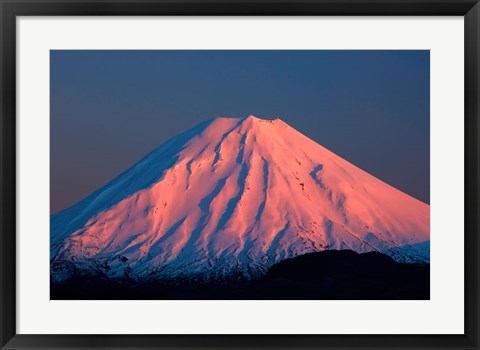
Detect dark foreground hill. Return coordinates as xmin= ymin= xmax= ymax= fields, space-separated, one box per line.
xmin=51 ymin=250 xmax=429 ymax=300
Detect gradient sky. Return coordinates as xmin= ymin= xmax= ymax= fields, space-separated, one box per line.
xmin=51 ymin=50 xmax=430 ymax=214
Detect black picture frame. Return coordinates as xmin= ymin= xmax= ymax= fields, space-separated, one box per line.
xmin=1 ymin=1 xmax=479 ymax=349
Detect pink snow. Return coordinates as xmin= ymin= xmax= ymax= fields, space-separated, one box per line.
xmin=51 ymin=115 xmax=430 ymax=281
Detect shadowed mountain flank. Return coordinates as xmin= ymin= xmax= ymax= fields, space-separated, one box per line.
xmin=51 ymin=250 xmax=429 ymax=300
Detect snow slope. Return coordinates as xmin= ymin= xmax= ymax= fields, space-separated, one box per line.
xmin=51 ymin=116 xmax=430 ymax=283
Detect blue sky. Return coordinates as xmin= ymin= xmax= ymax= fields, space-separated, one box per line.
xmin=51 ymin=50 xmax=429 ymax=213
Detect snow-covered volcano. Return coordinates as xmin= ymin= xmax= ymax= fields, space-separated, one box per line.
xmin=51 ymin=116 xmax=430 ymax=283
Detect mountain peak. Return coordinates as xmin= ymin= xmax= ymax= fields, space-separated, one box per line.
xmin=225 ymin=115 xmax=286 ymax=136
xmin=210 ymin=116 xmax=284 ymax=131
xmin=203 ymin=116 xmax=287 ymax=146
xmin=244 ymin=115 xmax=281 ymax=123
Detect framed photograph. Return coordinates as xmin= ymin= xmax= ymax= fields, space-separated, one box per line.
xmin=1 ymin=0 xmax=479 ymax=349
